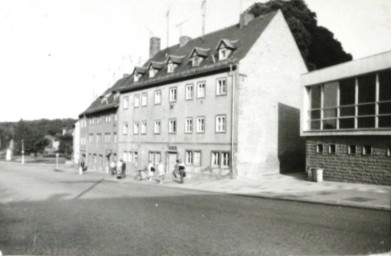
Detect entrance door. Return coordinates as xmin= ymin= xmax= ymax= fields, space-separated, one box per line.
xmin=167 ymin=152 xmax=177 ymax=174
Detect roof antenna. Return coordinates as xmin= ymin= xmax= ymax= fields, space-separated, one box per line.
xmin=201 ymin=0 xmax=206 ymax=36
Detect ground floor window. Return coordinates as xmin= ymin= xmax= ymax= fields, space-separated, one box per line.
xmin=149 ymin=152 xmax=161 ymax=164
xmin=348 ymin=145 xmax=356 ymax=155
xmin=387 ymin=147 xmax=391 ymax=157
xmin=211 ymin=151 xmax=230 ymax=168
xmin=362 ymin=145 xmax=372 ymax=156
xmin=316 ymin=144 xmax=323 ymax=154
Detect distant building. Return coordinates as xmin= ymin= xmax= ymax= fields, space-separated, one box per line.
xmin=77 ymin=10 xmax=307 ymax=177
xmin=301 ymin=51 xmax=391 ymax=185
xmin=44 ymin=135 xmax=59 ymax=155
xmin=73 ymin=121 xmax=80 ymax=164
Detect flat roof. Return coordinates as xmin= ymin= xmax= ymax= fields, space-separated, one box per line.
xmin=301 ymin=51 xmax=391 ymax=86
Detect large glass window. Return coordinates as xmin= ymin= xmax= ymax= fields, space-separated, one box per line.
xmin=307 ymin=69 xmax=391 ymax=131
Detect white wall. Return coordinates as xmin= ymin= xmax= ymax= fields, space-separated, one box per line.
xmin=237 ymin=10 xmax=308 ymax=177
xmin=73 ymin=121 xmax=80 ymax=164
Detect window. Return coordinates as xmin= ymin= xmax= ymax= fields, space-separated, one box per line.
xmin=216 ymin=78 xmax=227 ymax=95
xmin=307 ymin=69 xmax=391 ymax=131
xmin=387 ymin=147 xmax=391 ymax=157
xmin=154 ymin=90 xmax=162 ymax=105
xmin=185 ymin=151 xmax=193 ymax=165
xmin=167 ymin=62 xmax=176 ymax=73
xmin=113 ymin=133 xmax=117 ymax=143
xmin=219 ymin=48 xmax=230 ymax=60
xmin=192 ymin=56 xmax=202 ymax=67
xmin=133 ymin=122 xmax=139 ymax=134
xmin=154 ymin=120 xmax=161 ymax=134
xmin=105 ymin=133 xmax=110 ymax=143
xmin=141 ymin=93 xmax=147 ymax=106
xmin=114 ymin=114 xmax=118 ymax=122
xmin=194 ymin=151 xmax=201 ymax=166
xmin=211 ymin=152 xmax=220 ymax=167
xmin=211 ymin=152 xmax=230 ymax=168
xmin=197 ymin=82 xmax=206 ymax=98
xmin=134 ymin=94 xmax=140 ymax=107
xmin=221 ymin=152 xmax=230 ymax=167
xmin=196 ymin=117 xmax=205 ymax=133
xmin=96 ymin=133 xmax=101 ymax=144
xmin=141 ymin=121 xmax=147 ymax=134
xmin=362 ymin=145 xmax=372 ymax=156
xmin=149 ymin=152 xmax=161 ymax=164
xmin=328 ymin=144 xmax=336 ymax=154
xmin=149 ymin=67 xmax=156 ymax=78
xmin=185 ymin=84 xmax=194 ymax=100
xmin=134 ymin=72 xmax=140 ymax=82
xmin=105 ymin=114 xmax=111 ymax=123
xmin=169 ymin=87 xmax=177 ymax=102
xmin=316 ymin=144 xmax=323 ymax=154
xmin=123 ymin=96 xmax=129 ymax=109
xmin=185 ymin=118 xmax=193 ymax=133
xmin=348 ymin=145 xmax=356 ymax=155
xmin=169 ymin=119 xmax=176 ymax=133
xmin=122 ymin=123 xmax=128 ymax=135
xmin=216 ymin=115 xmax=226 ymax=133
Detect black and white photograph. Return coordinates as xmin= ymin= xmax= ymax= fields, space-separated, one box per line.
xmin=0 ymin=0 xmax=390 ymax=255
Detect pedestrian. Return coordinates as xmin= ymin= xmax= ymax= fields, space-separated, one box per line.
xmin=157 ymin=160 xmax=165 ymax=184
xmin=147 ymin=161 xmax=155 ymax=181
xmin=79 ymin=158 xmax=85 ymax=175
xmin=120 ymin=159 xmax=126 ymax=178
xmin=178 ymin=160 xmax=186 ymax=184
xmin=116 ymin=160 xmax=122 ymax=175
xmin=110 ymin=159 xmax=116 ymax=175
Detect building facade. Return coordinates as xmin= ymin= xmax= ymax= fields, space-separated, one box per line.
xmin=301 ymin=51 xmax=391 ymax=185
xmin=116 ymin=10 xmax=307 ymax=177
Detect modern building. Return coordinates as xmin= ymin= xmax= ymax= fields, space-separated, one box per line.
xmin=301 ymin=51 xmax=391 ymax=185
xmin=78 ymin=77 xmax=129 ymax=172
xmin=116 ymin=10 xmax=307 ymax=177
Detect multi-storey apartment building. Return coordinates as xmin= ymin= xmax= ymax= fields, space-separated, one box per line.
xmin=301 ymin=51 xmax=391 ymax=185
xmin=116 ymin=10 xmax=307 ymax=177
xmin=78 ymin=77 xmax=129 ymax=172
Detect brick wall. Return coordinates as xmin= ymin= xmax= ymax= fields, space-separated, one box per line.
xmin=306 ymin=136 xmax=391 ymax=185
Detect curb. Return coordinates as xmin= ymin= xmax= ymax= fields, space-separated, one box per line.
xmin=57 ymin=169 xmax=391 ymax=212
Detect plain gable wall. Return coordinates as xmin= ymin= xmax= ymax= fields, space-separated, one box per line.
xmin=236 ymin=10 xmax=307 ymax=177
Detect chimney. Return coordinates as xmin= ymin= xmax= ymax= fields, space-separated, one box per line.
xmin=239 ymin=12 xmax=254 ymax=27
xmin=179 ymin=36 xmax=191 ymax=47
xmin=149 ymin=37 xmax=161 ymax=58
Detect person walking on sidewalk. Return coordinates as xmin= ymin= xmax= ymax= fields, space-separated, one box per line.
xmin=110 ymin=160 xmax=116 ymax=175
xmin=147 ymin=161 xmax=155 ymax=181
xmin=173 ymin=160 xmax=186 ymax=184
xmin=79 ymin=158 xmax=85 ymax=175
xmin=157 ymin=160 xmax=165 ymax=184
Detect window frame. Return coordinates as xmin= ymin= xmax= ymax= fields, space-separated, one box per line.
xmin=141 ymin=92 xmax=148 ymax=107
xmin=134 ymin=94 xmax=140 ymax=108
xmin=196 ymin=116 xmax=205 ymax=133
xmin=123 ymin=96 xmax=129 ymax=109
xmin=141 ymin=120 xmax=147 ymax=135
xmin=185 ymin=117 xmax=193 ymax=133
xmin=154 ymin=90 xmax=162 ymax=105
xmin=133 ymin=122 xmax=139 ymax=135
xmin=362 ymin=145 xmax=372 ymax=156
xmin=168 ymin=119 xmax=177 ymax=134
xmin=154 ymin=120 xmax=161 ymax=134
xmin=215 ymin=114 xmax=227 ymax=133
xmin=216 ymin=77 xmax=227 ymax=96
xmin=347 ymin=145 xmax=356 ymax=155
xmin=169 ymin=87 xmax=177 ymax=103
xmin=197 ymin=81 xmax=206 ymax=99
xmin=122 ymin=123 xmax=128 ymax=135
xmin=185 ymin=84 xmax=194 ymax=100
xmin=316 ymin=144 xmax=323 ymax=154
xmin=328 ymin=144 xmax=336 ymax=154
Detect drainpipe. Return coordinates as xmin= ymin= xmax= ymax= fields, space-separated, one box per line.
xmin=229 ymin=63 xmax=237 ymax=179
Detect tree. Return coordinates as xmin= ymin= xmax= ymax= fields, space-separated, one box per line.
xmin=246 ymin=0 xmax=352 ymax=70
xmin=58 ymin=133 xmax=73 ymax=159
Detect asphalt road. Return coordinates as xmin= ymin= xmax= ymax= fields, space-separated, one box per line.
xmin=0 ymin=162 xmax=390 ymax=255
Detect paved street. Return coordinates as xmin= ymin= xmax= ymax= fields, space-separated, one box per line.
xmin=0 ymin=162 xmax=390 ymax=255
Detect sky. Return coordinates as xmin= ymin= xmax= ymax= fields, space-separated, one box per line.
xmin=0 ymin=0 xmax=390 ymax=122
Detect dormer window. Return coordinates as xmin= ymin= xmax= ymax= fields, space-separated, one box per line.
xmin=192 ymin=56 xmax=202 ymax=67
xmin=219 ymin=48 xmax=231 ymax=60
xmin=217 ymin=39 xmax=237 ymax=61
xmin=149 ymin=67 xmax=157 ymax=78
xmin=134 ymin=72 xmax=141 ymax=82
xmin=167 ymin=62 xmax=176 ymax=73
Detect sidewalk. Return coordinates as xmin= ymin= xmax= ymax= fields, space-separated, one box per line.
xmin=59 ymin=165 xmax=391 ymax=211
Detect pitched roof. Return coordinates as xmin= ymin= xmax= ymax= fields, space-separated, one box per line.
xmin=119 ymin=11 xmax=278 ymax=93
xmin=79 ymin=75 xmax=130 ymax=117
xmin=81 ymin=11 xmax=278 ymax=116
